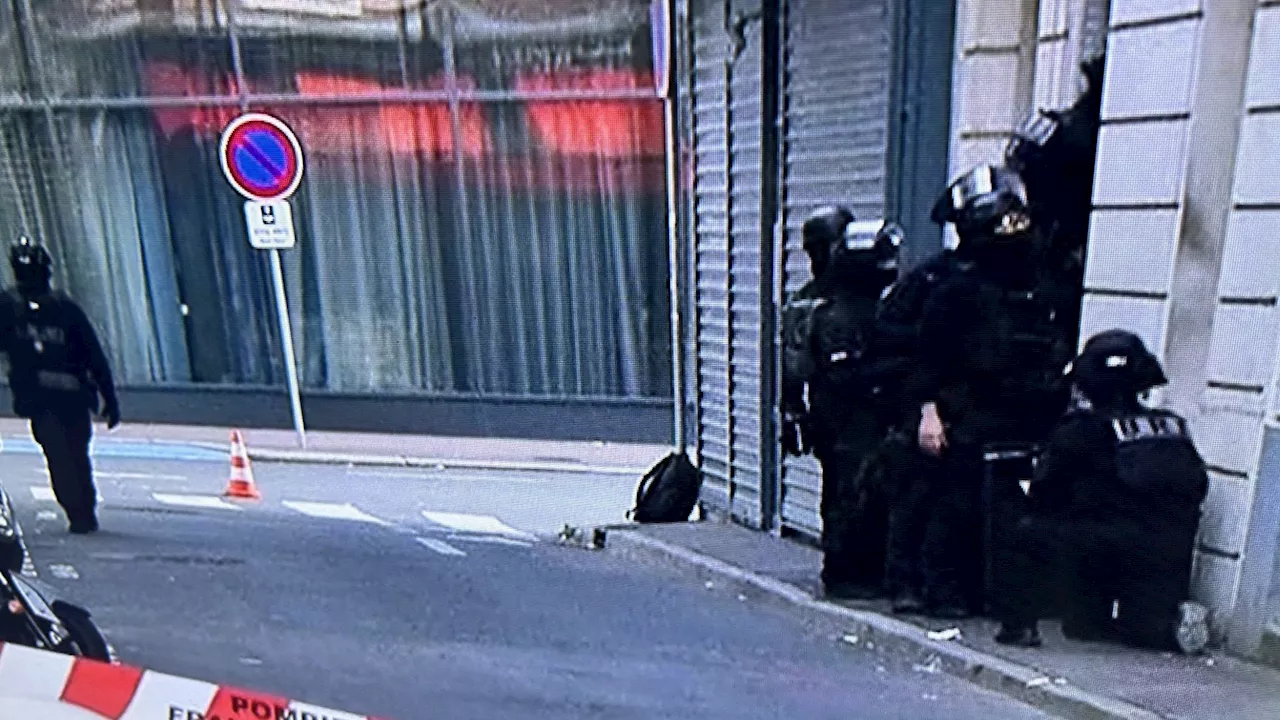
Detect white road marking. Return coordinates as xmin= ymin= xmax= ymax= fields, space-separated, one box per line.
xmin=421 ymin=511 xmax=537 ymax=541
xmin=20 ymin=550 xmax=37 ymax=578
xmin=28 ymin=487 xmax=55 ymax=502
xmin=27 ymin=486 xmax=103 ymax=503
xmin=35 ymin=469 xmax=186 ymax=481
xmin=153 ymin=494 xmax=244 ymax=511
xmin=416 ymin=537 xmax=467 ymax=557
xmin=283 ymin=501 xmax=390 ymax=525
xmin=48 ymin=564 xmax=79 ymax=580
xmin=35 ymin=511 xmax=58 ymax=522
xmin=449 ymin=534 xmax=534 ymax=548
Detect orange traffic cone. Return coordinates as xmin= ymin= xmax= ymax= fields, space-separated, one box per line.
xmin=223 ymin=430 xmax=262 ymax=501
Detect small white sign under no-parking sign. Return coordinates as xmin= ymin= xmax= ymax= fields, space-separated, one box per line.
xmin=244 ymin=200 xmax=297 ymax=250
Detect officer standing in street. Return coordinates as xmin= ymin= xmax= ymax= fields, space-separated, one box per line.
xmin=780 ymin=206 xmax=903 ymax=600
xmin=992 ymin=329 xmax=1210 ymax=654
xmin=903 ymin=165 xmax=1073 ymax=619
xmin=0 ymin=237 xmax=120 ymax=534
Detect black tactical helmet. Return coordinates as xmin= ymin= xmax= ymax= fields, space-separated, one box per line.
xmin=838 ymin=219 xmax=904 ymax=272
xmin=1005 ymin=110 xmax=1061 ymax=176
xmin=1066 ymin=329 xmax=1168 ymax=397
xmin=10 ymin=235 xmax=51 ymax=269
xmin=931 ymin=164 xmax=1032 ymax=242
xmin=802 ymin=205 xmax=855 ymax=253
xmin=9 ymin=236 xmax=52 ymax=293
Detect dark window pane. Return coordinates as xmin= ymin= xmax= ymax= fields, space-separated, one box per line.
xmin=0 ymin=2 xmax=23 ymax=99
xmin=432 ymin=1 xmax=655 ymax=95
xmin=0 ymin=109 xmax=284 ymax=387
xmin=26 ymin=1 xmax=234 ymax=99
xmin=264 ymin=99 xmax=670 ymax=398
xmin=237 ymin=35 xmax=411 ymax=96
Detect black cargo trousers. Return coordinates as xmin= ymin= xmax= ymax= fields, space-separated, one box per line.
xmin=813 ymin=407 xmax=890 ymax=593
xmin=30 ymin=403 xmax=97 ymax=529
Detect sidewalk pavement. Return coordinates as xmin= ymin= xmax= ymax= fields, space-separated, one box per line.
xmin=609 ymin=520 xmax=1280 ymax=720
xmin=0 ymin=418 xmax=670 ymax=475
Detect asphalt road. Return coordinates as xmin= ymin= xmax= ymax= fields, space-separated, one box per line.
xmin=1 ymin=440 xmax=1051 ymax=720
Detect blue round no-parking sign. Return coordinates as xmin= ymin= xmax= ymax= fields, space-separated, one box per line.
xmin=219 ymin=113 xmax=305 ymax=201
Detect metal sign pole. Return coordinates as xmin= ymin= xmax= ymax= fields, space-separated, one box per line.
xmin=657 ymin=0 xmax=685 ymax=452
xmin=267 ymin=247 xmax=307 ymax=449
xmin=220 ymin=108 xmax=308 ymax=450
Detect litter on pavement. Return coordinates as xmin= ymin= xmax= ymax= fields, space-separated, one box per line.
xmin=913 ymin=655 xmax=943 ymax=674
xmin=926 ymin=628 xmax=962 ymax=642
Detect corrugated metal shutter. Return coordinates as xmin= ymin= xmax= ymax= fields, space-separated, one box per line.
xmin=777 ymin=0 xmax=895 ymax=539
xmin=689 ymin=0 xmax=769 ymax=528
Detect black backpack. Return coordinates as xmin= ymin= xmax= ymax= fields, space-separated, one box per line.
xmin=628 ymin=452 xmax=703 ymax=524
xmin=1111 ymin=411 xmax=1209 ymax=512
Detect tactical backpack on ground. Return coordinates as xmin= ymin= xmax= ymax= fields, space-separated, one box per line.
xmin=629 ymin=452 xmax=703 ymax=524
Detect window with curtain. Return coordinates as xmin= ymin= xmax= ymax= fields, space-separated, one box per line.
xmin=26 ymin=0 xmax=234 ymax=99
xmin=0 ymin=7 xmax=673 ymax=401
xmin=0 ymin=2 xmax=24 ymax=99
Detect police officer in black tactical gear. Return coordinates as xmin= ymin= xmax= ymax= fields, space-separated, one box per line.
xmin=0 ymin=237 xmax=120 ymax=534
xmin=780 ymin=206 xmax=903 ymax=600
xmin=992 ymin=329 xmax=1210 ymax=654
xmin=896 ymin=164 xmax=1073 ymax=619
xmin=875 ymin=248 xmax=965 ymax=615
xmin=1004 ymin=54 xmax=1105 ymax=342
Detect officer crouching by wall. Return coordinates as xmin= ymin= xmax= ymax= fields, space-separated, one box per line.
xmin=0 ymin=237 xmax=120 ymax=534
xmin=780 ymin=206 xmax=903 ymax=600
xmin=992 ymin=329 xmax=1210 ymax=654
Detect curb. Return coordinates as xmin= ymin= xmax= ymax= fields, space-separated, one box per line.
xmin=5 ymin=431 xmax=649 ymax=476
xmin=610 ymin=529 xmax=1165 ymax=720
xmin=193 ymin=443 xmax=645 ymax=476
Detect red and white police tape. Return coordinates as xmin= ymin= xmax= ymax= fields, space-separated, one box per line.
xmin=0 ymin=642 xmax=386 ymax=720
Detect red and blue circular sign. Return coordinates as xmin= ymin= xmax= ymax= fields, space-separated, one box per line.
xmin=219 ymin=113 xmax=305 ymax=201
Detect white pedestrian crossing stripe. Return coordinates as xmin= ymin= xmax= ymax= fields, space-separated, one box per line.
xmin=421 ymin=511 xmax=536 ymax=541
xmin=34 ymin=469 xmax=186 ymax=481
xmin=29 ymin=487 xmax=55 ymax=502
xmin=283 ymin=501 xmax=390 ymax=525
xmin=416 ymin=537 xmax=467 ymax=557
xmin=152 ymin=494 xmax=243 ymax=511
xmin=28 ymin=486 xmax=103 ymax=503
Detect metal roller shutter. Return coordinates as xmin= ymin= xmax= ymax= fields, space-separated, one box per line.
xmin=777 ymin=0 xmax=896 ymax=539
xmin=688 ymin=0 xmax=769 ymax=528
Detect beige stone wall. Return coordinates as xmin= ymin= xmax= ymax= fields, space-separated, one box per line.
xmin=948 ymin=0 xmax=1280 ymax=637
xmin=1082 ymin=0 xmax=1270 ymax=636
xmin=1197 ymin=1 xmax=1280 ymax=641
xmin=947 ymin=0 xmax=1040 ymax=180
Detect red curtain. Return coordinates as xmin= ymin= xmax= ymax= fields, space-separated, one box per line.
xmin=142 ymin=62 xmax=244 ymax=138
xmin=143 ymin=62 xmax=489 ymax=158
xmin=516 ymin=69 xmax=664 ymax=158
xmin=293 ymin=72 xmax=488 ymax=158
